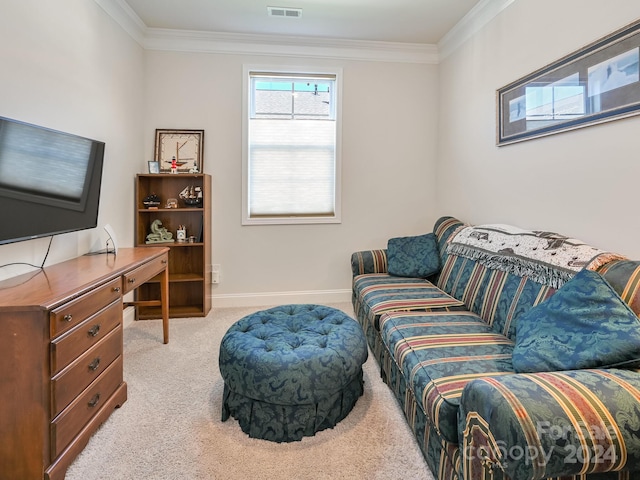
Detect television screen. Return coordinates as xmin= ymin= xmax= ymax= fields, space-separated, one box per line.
xmin=0 ymin=117 xmax=105 ymax=245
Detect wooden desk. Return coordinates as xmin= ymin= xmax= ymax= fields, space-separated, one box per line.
xmin=0 ymin=247 xmax=169 ymax=480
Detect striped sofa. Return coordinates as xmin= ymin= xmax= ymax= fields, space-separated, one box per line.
xmin=351 ymin=216 xmax=640 ymax=480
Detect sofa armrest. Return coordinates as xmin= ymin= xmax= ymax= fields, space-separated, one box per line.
xmin=350 ymin=249 xmax=387 ymax=276
xmin=459 ymin=369 xmax=640 ymax=480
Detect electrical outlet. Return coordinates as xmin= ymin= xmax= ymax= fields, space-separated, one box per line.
xmin=212 ymin=264 xmax=220 ymax=284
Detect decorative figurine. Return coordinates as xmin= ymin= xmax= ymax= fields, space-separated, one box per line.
xmin=143 ymin=193 xmax=161 ymax=209
xmin=176 ymin=225 xmax=187 ymax=242
xmin=145 ymin=219 xmax=175 ymax=244
xmin=179 ymin=185 xmax=203 ymax=206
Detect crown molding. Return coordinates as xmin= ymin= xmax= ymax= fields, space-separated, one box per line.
xmin=95 ymin=0 xmax=511 ymax=64
xmin=144 ymin=28 xmax=439 ymax=64
xmin=94 ymin=0 xmax=146 ymax=46
xmin=438 ymin=0 xmax=516 ymax=60
xmin=95 ymin=0 xmax=437 ymax=64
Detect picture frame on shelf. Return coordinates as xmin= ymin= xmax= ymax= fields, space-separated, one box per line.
xmin=497 ymin=18 xmax=640 ymax=146
xmin=154 ymin=129 xmax=204 ymax=173
xmin=147 ymin=161 xmax=160 ymax=174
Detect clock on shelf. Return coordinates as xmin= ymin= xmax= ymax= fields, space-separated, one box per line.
xmin=154 ymin=129 xmax=204 ymax=173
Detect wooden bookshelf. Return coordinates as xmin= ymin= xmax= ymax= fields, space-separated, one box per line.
xmin=134 ymin=173 xmax=211 ymax=318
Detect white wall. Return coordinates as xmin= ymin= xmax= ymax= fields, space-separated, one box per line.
xmin=6 ymin=0 xmax=637 ymax=306
xmin=144 ymin=52 xmax=439 ymax=304
xmin=0 ymin=0 xmax=144 ymax=280
xmin=437 ymin=1 xmax=640 ymax=257
xmin=0 ymin=1 xmax=440 ymax=304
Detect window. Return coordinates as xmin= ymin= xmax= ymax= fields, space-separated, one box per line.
xmin=242 ymin=67 xmax=342 ymax=224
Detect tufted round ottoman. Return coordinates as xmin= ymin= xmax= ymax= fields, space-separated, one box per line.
xmin=219 ymin=304 xmax=368 ymax=442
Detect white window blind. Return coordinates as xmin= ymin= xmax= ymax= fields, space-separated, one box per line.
xmin=243 ymin=69 xmax=341 ymax=224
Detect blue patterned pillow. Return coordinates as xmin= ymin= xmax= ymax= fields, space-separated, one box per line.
xmin=387 ymin=233 xmax=440 ymax=278
xmin=512 ymin=269 xmax=640 ymax=373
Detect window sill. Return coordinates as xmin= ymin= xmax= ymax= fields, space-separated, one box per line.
xmin=242 ymin=216 xmax=341 ymax=226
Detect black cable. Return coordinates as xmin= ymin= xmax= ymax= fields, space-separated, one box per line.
xmin=0 ymin=261 xmax=42 ymax=269
xmin=40 ymin=235 xmax=54 ymax=268
xmin=0 ymin=268 xmax=44 ymax=289
xmin=0 ymin=235 xmax=53 ymax=270
xmin=85 ymin=237 xmax=115 ymax=256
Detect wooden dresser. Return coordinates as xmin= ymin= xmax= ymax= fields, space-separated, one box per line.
xmin=0 ymin=247 xmax=169 ymax=480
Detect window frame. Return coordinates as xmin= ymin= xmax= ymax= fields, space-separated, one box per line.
xmin=241 ymin=65 xmax=343 ymax=225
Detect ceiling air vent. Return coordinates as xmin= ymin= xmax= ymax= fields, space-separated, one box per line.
xmin=267 ymin=6 xmax=303 ymax=18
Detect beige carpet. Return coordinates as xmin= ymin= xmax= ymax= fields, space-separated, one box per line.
xmin=66 ymin=303 xmax=435 ymax=480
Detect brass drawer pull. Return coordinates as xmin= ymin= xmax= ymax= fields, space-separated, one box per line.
xmin=161 ymin=259 xmax=167 ymax=264
xmin=63 ymin=314 xmax=73 ymax=322
xmin=113 ymin=287 xmax=121 ymax=293
xmin=88 ymin=357 xmax=101 ymax=372
xmin=87 ymin=324 xmax=101 ymax=337
xmin=128 ymin=278 xmax=136 ymax=283
xmin=88 ymin=393 xmax=101 ymax=408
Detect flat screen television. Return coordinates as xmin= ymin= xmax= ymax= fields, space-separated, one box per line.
xmin=0 ymin=116 xmax=105 ymax=245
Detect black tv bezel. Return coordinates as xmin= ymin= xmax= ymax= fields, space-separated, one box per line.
xmin=0 ymin=116 xmax=106 ymax=246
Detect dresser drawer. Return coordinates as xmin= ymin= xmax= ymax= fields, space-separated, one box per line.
xmin=50 ymin=277 xmax=123 ymax=338
xmin=51 ymin=299 xmax=122 ymax=376
xmin=123 ymin=252 xmax=168 ymax=294
xmin=51 ymin=325 xmax=122 ymax=417
xmin=50 ymin=355 xmax=123 ymax=459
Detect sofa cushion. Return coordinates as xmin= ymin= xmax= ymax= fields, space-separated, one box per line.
xmin=512 ymin=268 xmax=640 ymax=373
xmin=380 ymin=310 xmax=514 ymax=443
xmin=353 ymin=274 xmax=467 ymax=364
xmin=437 ymin=252 xmax=557 ymax=340
xmin=387 ymin=233 xmax=440 ymax=278
xmin=353 ymin=274 xmax=465 ymax=332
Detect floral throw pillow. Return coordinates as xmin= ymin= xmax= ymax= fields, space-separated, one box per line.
xmin=387 ymin=233 xmax=440 ymax=278
xmin=512 ymin=268 xmax=640 ymax=373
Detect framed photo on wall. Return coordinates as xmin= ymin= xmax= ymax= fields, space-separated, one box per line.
xmin=497 ymin=18 xmax=640 ymax=146
xmin=154 ymin=129 xmax=204 ymax=173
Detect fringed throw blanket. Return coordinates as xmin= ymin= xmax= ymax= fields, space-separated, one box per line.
xmin=447 ymin=224 xmax=625 ymax=288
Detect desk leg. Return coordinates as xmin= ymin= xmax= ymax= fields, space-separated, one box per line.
xmin=160 ymin=266 xmax=169 ymax=344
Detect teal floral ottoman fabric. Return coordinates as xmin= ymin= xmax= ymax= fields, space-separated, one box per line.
xmin=219 ymin=304 xmax=368 ymax=442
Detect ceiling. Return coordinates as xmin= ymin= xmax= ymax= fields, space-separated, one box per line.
xmin=122 ymin=0 xmax=482 ymax=45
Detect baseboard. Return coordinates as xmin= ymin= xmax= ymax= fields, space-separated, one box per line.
xmin=123 ymin=290 xmax=352 ymax=317
xmin=211 ymin=289 xmax=351 ymax=308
